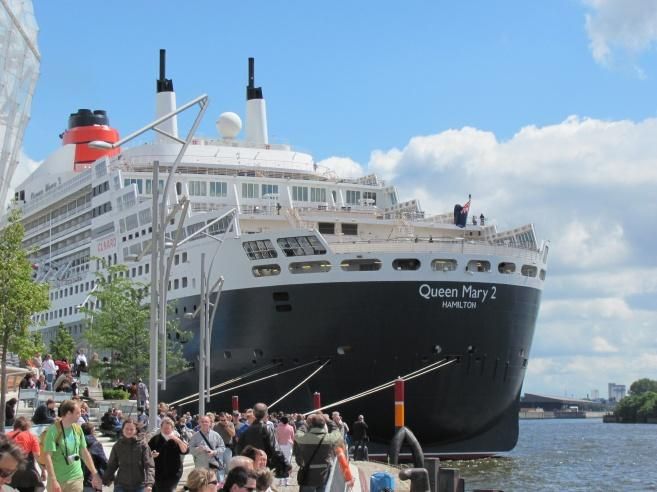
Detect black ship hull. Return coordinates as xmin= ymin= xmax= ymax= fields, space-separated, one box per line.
xmin=161 ymin=279 xmax=541 ymax=455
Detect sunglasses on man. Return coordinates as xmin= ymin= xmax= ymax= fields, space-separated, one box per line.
xmin=0 ymin=468 xmax=16 ymax=479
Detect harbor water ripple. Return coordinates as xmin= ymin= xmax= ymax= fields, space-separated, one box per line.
xmin=446 ymin=419 xmax=657 ymax=491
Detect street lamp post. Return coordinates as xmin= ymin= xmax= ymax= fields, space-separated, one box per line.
xmin=90 ymin=93 xmax=209 ymax=431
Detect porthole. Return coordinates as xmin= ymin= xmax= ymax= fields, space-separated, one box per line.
xmin=392 ymin=259 xmax=421 ymax=271
xmin=431 ymin=259 xmax=457 ymax=272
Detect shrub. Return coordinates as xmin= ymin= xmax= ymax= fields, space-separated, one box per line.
xmin=103 ymin=389 xmax=129 ymax=400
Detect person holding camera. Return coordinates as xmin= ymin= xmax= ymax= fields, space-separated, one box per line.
xmin=42 ymin=400 xmax=103 ymax=492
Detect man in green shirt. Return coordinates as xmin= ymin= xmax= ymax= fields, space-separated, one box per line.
xmin=43 ymin=400 xmax=102 ymax=492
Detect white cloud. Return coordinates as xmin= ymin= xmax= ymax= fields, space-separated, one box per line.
xmin=316 ymin=156 xmax=364 ymax=179
xmin=592 ymin=336 xmax=619 ymax=353
xmin=553 ymin=220 xmax=629 ymax=268
xmin=583 ymin=0 xmax=657 ymax=67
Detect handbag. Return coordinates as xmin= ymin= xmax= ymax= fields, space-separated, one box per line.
xmin=199 ymin=431 xmax=223 ymax=470
xmin=297 ymin=435 xmax=325 ymax=485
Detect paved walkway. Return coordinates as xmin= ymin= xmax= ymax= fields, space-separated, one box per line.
xmin=12 ymin=403 xmax=405 ymax=491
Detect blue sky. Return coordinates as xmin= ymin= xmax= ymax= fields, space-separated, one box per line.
xmin=16 ymin=0 xmax=657 ymax=399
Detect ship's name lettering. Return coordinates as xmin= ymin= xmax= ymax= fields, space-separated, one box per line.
xmin=97 ymin=237 xmax=116 ymax=253
xmin=418 ymin=283 xmax=497 ymax=303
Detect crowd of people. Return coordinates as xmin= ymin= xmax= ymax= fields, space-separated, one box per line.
xmin=2 ymin=394 xmax=370 ymax=492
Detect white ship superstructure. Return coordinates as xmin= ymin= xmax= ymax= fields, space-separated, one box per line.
xmin=15 ymin=53 xmax=548 ymax=453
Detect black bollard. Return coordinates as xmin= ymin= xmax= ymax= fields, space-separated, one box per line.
xmin=438 ymin=468 xmax=462 ymax=492
xmin=425 ymin=457 xmax=440 ymax=492
xmin=399 ymin=468 xmax=430 ymax=492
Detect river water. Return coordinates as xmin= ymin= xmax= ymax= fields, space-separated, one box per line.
xmin=445 ymin=419 xmax=657 ymax=491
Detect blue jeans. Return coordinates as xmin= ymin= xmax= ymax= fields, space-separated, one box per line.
xmin=114 ymin=486 xmax=145 ymax=492
xmin=46 ymin=373 xmax=54 ymax=391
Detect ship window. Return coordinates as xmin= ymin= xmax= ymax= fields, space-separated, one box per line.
xmin=346 ymin=190 xmax=361 ymax=205
xmin=262 ymin=184 xmax=279 ymax=197
xmin=176 ymin=182 xmax=182 ymax=195
xmin=145 ymin=264 xmax=149 ymax=274
xmin=292 ymin=186 xmax=308 ymax=202
xmin=277 ymin=236 xmax=326 ymax=256
xmin=342 ymin=223 xmax=358 ymax=235
xmin=539 ymin=269 xmax=546 ymax=280
xmin=189 ymin=180 xmax=207 ymax=196
xmin=431 ymin=259 xmax=457 ymax=272
xmin=392 ymin=259 xmax=421 ymax=271
xmin=318 ymin=223 xmax=335 ymax=235
xmin=498 ymin=262 xmax=516 ymax=274
xmin=182 ymin=277 xmax=188 ymax=288
xmin=289 ymin=261 xmax=331 ymax=274
xmin=467 ymin=260 xmax=491 ymax=272
xmin=341 ymin=259 xmax=382 ymax=271
xmin=310 ymin=187 xmax=326 ymax=202
xmin=210 ymin=181 xmax=227 ymax=197
xmin=243 ymin=240 xmax=278 ymax=260
xmin=242 ymin=183 xmax=259 ymax=199
xmin=174 ymin=254 xmax=180 ymax=265
xmin=174 ymin=279 xmax=179 ymax=289
xmin=252 ymin=264 xmax=281 ymax=277
xmin=138 ymin=266 xmax=143 ymax=275
xmin=363 ymin=191 xmax=376 ymax=205
xmin=145 ymin=179 xmax=164 ymax=194
xmin=521 ymin=265 xmax=538 ymax=277
xmin=182 ymin=252 xmax=188 ymax=262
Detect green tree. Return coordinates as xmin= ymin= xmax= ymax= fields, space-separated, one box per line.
xmin=50 ymin=322 xmax=76 ymax=361
xmin=12 ymin=329 xmax=47 ymax=365
xmin=83 ymin=259 xmax=189 ymax=384
xmin=629 ymin=378 xmax=657 ymax=396
xmin=0 ymin=206 xmax=50 ymax=425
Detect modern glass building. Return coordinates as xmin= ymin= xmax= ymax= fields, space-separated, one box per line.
xmin=0 ymin=0 xmax=40 ymax=207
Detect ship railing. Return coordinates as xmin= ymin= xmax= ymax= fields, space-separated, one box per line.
xmin=328 ymin=238 xmax=543 ymax=262
xmin=27 ymin=217 xmax=92 ymax=245
xmin=24 ymin=203 xmax=91 ymax=238
xmin=20 ymin=170 xmax=91 ymax=216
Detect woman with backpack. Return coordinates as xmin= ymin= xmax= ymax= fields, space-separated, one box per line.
xmin=103 ymin=418 xmax=155 ymax=492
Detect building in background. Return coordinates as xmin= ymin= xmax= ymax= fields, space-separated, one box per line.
xmin=0 ymin=0 xmax=40 ymax=208
xmin=590 ymin=389 xmax=599 ymax=400
xmin=608 ymin=383 xmax=626 ymax=402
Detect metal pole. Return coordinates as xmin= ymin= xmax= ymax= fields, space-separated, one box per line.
xmin=199 ymin=253 xmax=206 ymax=416
xmin=148 ymin=162 xmax=160 ymax=432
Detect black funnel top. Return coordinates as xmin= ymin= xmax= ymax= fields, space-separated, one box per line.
xmin=68 ymin=109 xmax=110 ymax=129
xmin=157 ymin=49 xmax=174 ymax=93
xmin=246 ymin=57 xmax=263 ymax=100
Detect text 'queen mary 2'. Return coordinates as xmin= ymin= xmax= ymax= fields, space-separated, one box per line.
xmin=17 ymin=52 xmax=547 ymax=456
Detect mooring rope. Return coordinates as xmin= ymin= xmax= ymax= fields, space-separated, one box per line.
xmin=178 ymin=359 xmax=321 ymax=407
xmin=168 ymin=362 xmax=280 ymax=407
xmin=268 ymin=359 xmax=331 ymax=410
xmin=303 ymin=357 xmax=456 ymax=415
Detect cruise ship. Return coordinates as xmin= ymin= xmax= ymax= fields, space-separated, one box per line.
xmin=15 ymin=52 xmax=548 ymax=454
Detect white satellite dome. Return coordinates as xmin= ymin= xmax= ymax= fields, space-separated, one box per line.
xmin=216 ymin=112 xmax=242 ymax=139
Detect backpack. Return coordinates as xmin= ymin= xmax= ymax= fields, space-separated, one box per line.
xmin=41 ymin=420 xmax=84 ymax=462
xmin=370 ymin=471 xmax=394 ymax=492
xmin=37 ymin=429 xmax=49 ymax=467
